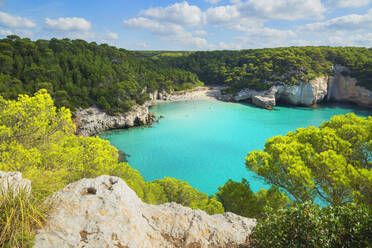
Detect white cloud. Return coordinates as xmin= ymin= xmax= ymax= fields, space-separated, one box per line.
xmin=327 ymin=0 xmax=372 ymax=8
xmin=302 ymin=9 xmax=372 ymax=32
xmin=107 ymin=32 xmax=118 ymax=40
xmin=235 ymin=25 xmax=296 ymax=48
xmin=141 ymin=2 xmax=202 ymax=26
xmin=0 ymin=28 xmax=12 ymax=36
xmin=194 ymin=29 xmax=208 ymax=35
xmin=124 ymin=17 xmax=209 ymax=49
xmin=0 ymin=11 xmax=36 ymax=28
xmin=0 ymin=28 xmax=33 ymax=38
xmin=205 ymin=0 xmax=325 ymax=26
xmin=205 ymin=0 xmax=220 ymax=4
xmin=44 ymin=17 xmax=91 ymax=31
xmin=237 ymin=0 xmax=325 ymax=21
xmin=217 ymin=41 xmax=242 ymax=49
xmin=205 ymin=5 xmax=241 ymax=25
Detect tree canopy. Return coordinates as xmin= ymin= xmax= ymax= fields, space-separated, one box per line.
xmin=246 ymin=113 xmax=372 ymax=206
xmin=0 ymin=90 xmax=223 ymax=214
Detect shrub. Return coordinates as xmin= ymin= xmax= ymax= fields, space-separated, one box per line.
xmin=251 ymin=203 xmax=372 ymax=248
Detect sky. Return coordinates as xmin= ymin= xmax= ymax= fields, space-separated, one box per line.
xmin=1 ymin=0 xmax=372 ymax=50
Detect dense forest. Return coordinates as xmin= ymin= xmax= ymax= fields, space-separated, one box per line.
xmin=158 ymin=46 xmax=372 ymax=93
xmin=0 ymin=36 xmax=372 ymax=117
xmin=0 ymin=35 xmax=202 ymax=114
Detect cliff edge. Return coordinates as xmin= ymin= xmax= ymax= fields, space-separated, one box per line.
xmin=34 ymin=175 xmax=256 ymax=248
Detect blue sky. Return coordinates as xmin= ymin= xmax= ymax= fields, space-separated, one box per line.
xmin=1 ymin=0 xmax=372 ymax=50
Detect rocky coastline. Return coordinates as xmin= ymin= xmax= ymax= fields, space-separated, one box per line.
xmin=75 ymin=65 xmax=371 ymax=136
xmin=74 ymin=87 xmax=223 ymax=136
xmin=0 ymin=171 xmax=256 ymax=248
xmin=74 ymin=105 xmax=155 ymax=137
xmin=221 ymin=66 xmax=372 ymax=110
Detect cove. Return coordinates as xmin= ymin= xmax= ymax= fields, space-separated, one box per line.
xmin=101 ymin=100 xmax=371 ymax=195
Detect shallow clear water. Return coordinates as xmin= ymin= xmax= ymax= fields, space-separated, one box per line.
xmin=101 ymin=100 xmax=370 ymax=195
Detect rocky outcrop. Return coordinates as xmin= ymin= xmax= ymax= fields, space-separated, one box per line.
xmin=230 ymin=77 xmax=329 ymax=109
xmin=232 ymin=86 xmax=282 ymax=109
xmin=279 ymin=77 xmax=329 ymax=106
xmin=34 ymin=175 xmax=257 ymax=248
xmin=252 ymin=95 xmax=276 ymax=110
xmin=327 ymin=65 xmax=372 ymax=107
xmin=0 ymin=171 xmax=31 ymax=195
xmin=74 ymin=105 xmax=155 ymax=137
xmin=222 ymin=70 xmax=372 ymax=109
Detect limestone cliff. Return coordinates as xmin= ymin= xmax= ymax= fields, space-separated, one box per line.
xmin=279 ymin=76 xmax=329 ymax=106
xmin=74 ymin=105 xmax=155 ymax=137
xmin=227 ymin=69 xmax=371 ymax=109
xmin=327 ymin=65 xmax=372 ymax=107
xmin=34 ymin=175 xmax=256 ymax=248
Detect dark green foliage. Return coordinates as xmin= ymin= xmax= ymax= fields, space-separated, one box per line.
xmin=162 ymin=46 xmax=372 ymax=92
xmin=251 ymin=203 xmax=372 ymax=248
xmin=150 ymin=177 xmax=224 ymax=214
xmin=1 ymin=36 xmax=371 ymax=113
xmin=0 ymin=36 xmax=202 ymax=114
xmin=216 ymin=179 xmax=289 ymax=218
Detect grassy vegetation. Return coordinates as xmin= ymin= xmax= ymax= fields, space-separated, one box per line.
xmin=0 ymin=186 xmax=46 ymax=248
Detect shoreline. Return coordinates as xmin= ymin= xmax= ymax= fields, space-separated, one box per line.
xmin=153 ymin=86 xmax=224 ymax=103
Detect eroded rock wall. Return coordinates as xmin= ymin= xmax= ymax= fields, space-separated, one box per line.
xmin=327 ymin=66 xmax=372 ymax=107
xmin=74 ymin=105 xmax=155 ymax=137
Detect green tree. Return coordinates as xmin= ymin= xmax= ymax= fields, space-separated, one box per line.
xmin=251 ymin=203 xmax=372 ymax=248
xmin=246 ymin=114 xmax=372 ymax=206
xmin=217 ymin=179 xmax=289 ymax=218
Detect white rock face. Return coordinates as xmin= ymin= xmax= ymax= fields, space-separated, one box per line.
xmin=0 ymin=171 xmax=31 ymax=196
xmin=279 ymin=77 xmax=329 ymax=106
xmin=328 ymin=66 xmax=372 ymax=107
xmin=74 ymin=105 xmax=155 ymax=137
xmin=34 ymin=175 xmax=257 ymax=248
xmin=232 ymin=86 xmax=283 ymax=109
xmin=252 ymin=95 xmax=276 ymax=110
xmin=229 ymin=77 xmax=329 ymax=109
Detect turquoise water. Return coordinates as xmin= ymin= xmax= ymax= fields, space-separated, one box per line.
xmin=101 ymin=100 xmax=370 ymax=195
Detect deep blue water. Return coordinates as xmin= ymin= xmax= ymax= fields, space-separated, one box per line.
xmin=101 ymin=100 xmax=370 ymax=195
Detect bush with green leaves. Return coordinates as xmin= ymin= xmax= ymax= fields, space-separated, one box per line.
xmin=216 ymin=179 xmax=289 ymax=218
xmin=246 ymin=114 xmax=372 ymax=206
xmin=251 ymin=203 xmax=372 ymax=248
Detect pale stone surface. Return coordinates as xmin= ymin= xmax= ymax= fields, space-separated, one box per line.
xmin=252 ymin=95 xmax=276 ymax=109
xmin=0 ymin=171 xmax=31 ymax=195
xmin=228 ymin=76 xmax=329 ymax=108
xmin=279 ymin=77 xmax=329 ymax=106
xmin=74 ymin=105 xmax=155 ymax=137
xmin=328 ymin=65 xmax=372 ymax=107
xmin=34 ymin=175 xmax=257 ymax=248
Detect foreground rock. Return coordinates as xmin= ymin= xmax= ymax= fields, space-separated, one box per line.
xmin=0 ymin=171 xmax=31 ymax=195
xmin=74 ymin=105 xmax=155 ymax=136
xmin=34 ymin=175 xmax=256 ymax=248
